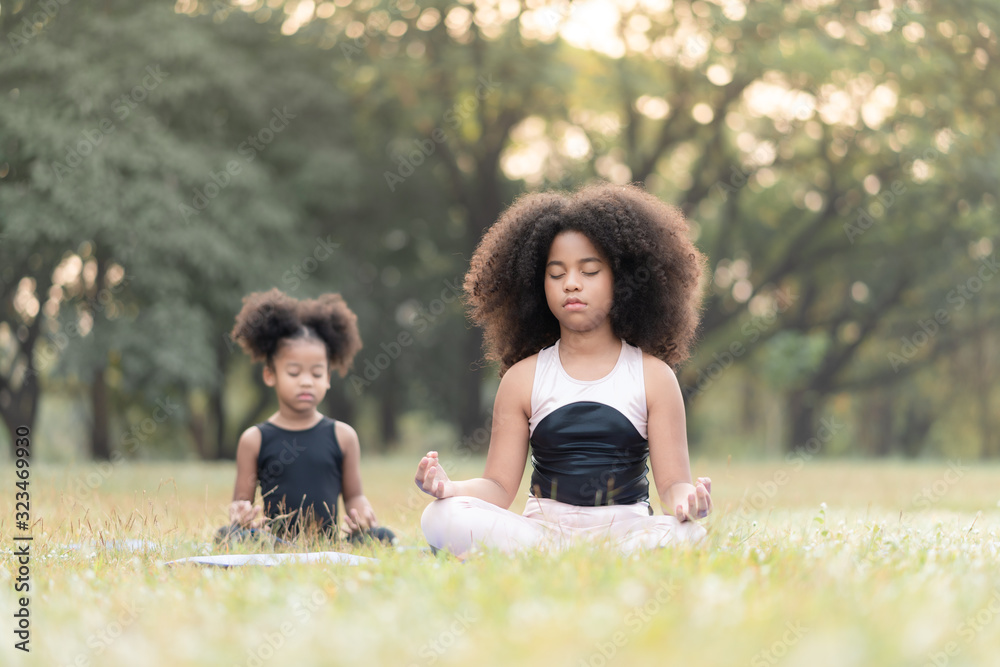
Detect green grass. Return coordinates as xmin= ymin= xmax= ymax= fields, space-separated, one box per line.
xmin=2 ymin=457 xmax=1000 ymax=666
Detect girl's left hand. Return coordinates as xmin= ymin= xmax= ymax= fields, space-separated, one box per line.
xmin=229 ymin=500 xmax=264 ymax=528
xmin=675 ymin=477 xmax=712 ymax=522
xmin=344 ymin=497 xmax=378 ymax=533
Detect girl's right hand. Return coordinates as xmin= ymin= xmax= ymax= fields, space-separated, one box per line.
xmin=229 ymin=500 xmax=263 ymax=528
xmin=415 ymin=451 xmax=455 ymax=499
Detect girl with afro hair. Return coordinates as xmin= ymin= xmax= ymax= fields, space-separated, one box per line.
xmin=415 ymin=182 xmax=712 ymax=556
xmin=222 ymin=288 xmax=394 ymax=545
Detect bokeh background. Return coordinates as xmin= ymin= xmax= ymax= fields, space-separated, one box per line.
xmin=1 ymin=0 xmax=998 ymax=465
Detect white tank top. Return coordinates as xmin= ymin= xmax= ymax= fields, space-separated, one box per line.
xmin=529 ymin=339 xmax=648 ymax=440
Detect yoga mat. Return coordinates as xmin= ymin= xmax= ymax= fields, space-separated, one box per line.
xmin=164 ymin=551 xmax=378 ymax=567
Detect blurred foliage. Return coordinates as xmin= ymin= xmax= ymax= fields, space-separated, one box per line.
xmin=0 ymin=0 xmax=998 ymax=460
xmin=758 ymin=331 xmax=830 ymax=392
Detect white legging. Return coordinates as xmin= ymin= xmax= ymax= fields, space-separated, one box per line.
xmin=421 ymin=495 xmax=706 ymax=556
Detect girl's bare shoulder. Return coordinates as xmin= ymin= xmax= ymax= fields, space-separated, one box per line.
xmin=504 ymin=353 xmax=539 ymax=386
xmin=641 ymin=353 xmax=681 ymax=398
xmin=236 ymin=425 xmax=262 ymax=451
xmin=641 ymin=352 xmax=676 ymax=377
xmin=496 ymin=353 xmax=540 ymax=413
xmin=333 ymin=419 xmax=360 ymax=454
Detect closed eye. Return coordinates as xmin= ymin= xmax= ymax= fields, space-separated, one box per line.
xmin=548 ymin=273 xmax=565 ymax=279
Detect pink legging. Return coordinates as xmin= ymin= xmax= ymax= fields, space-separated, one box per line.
xmin=421 ymin=495 xmax=707 ymax=556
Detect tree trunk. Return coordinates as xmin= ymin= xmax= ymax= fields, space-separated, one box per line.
xmin=786 ymin=389 xmax=820 ymax=453
xmin=1 ymin=277 xmax=45 ymax=459
xmin=89 ymin=367 xmax=111 ymax=460
xmin=1 ymin=373 xmax=40 ymax=460
xmin=188 ymin=404 xmax=209 ymax=459
xmin=974 ymin=300 xmax=994 ymax=459
xmin=191 ymin=418 xmax=207 ymax=459
xmin=455 ymin=175 xmax=503 ymax=445
xmin=457 ymin=326 xmax=486 ymax=451
xmin=379 ymin=383 xmax=398 ymax=453
xmin=898 ymin=399 xmax=933 ymax=458
xmin=861 ymin=389 xmax=894 ymax=457
xmin=740 ymin=379 xmax=757 ymax=434
xmin=988 ymin=333 xmax=998 ymax=458
xmin=210 ymin=339 xmax=232 ymax=460
xmin=210 ymin=386 xmax=230 ymax=460
xmin=325 ymin=383 xmax=355 ymax=426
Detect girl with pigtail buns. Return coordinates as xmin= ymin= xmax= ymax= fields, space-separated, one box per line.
xmin=222 ymin=288 xmax=395 ymax=545
xmin=415 ymin=182 xmax=713 ymax=557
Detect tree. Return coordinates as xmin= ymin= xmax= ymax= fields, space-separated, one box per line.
xmin=0 ymin=1 xmax=359 ymax=458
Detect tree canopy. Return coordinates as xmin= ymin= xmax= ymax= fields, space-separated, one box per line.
xmin=1 ymin=0 xmax=998 ymax=460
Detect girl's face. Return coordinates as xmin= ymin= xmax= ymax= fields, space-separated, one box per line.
xmin=544 ymin=230 xmax=614 ymax=334
xmin=263 ymin=338 xmax=331 ymax=413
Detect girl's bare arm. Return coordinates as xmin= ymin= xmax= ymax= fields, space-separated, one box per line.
xmin=338 ymin=421 xmax=377 ymax=531
xmin=230 ymin=427 xmax=263 ymax=526
xmin=414 ymin=356 xmax=535 ymax=510
xmin=644 ymin=355 xmax=712 ymax=521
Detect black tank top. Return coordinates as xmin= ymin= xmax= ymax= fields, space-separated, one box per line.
xmin=256 ymin=416 xmax=343 ymax=534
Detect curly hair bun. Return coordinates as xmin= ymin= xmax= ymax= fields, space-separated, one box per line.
xmin=230 ymin=289 xmax=363 ymax=376
xmin=298 ymin=293 xmax=363 ymax=377
xmin=230 ymin=289 xmax=301 ymax=363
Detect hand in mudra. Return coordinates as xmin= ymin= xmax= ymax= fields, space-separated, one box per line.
xmin=229 ymin=500 xmax=264 ymax=528
xmin=414 ymin=451 xmax=456 ymax=499
xmin=675 ymin=477 xmax=713 ymax=522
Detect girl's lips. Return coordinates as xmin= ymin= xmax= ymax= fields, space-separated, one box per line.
xmin=297 ymin=394 xmax=314 ymax=400
xmin=564 ymin=302 xmax=586 ymax=311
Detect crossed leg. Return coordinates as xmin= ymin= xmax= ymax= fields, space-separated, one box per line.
xmin=422 ymin=496 xmax=706 ymax=557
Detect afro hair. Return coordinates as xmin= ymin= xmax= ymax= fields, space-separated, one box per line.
xmin=464 ymin=182 xmax=706 ymax=374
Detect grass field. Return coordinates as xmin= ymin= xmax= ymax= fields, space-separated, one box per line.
xmin=2 ymin=456 xmax=999 ymax=667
